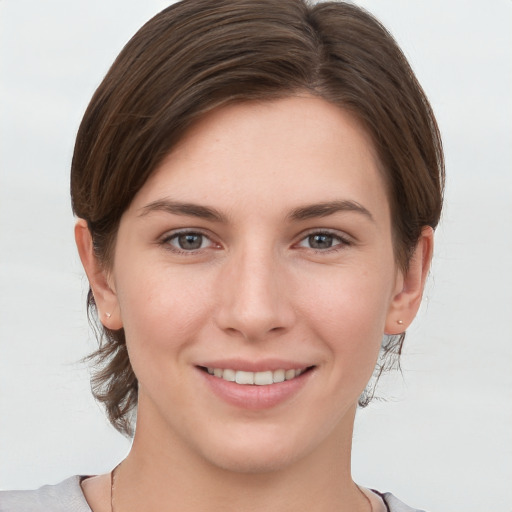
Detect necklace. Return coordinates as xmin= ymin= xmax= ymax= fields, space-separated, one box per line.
xmin=110 ymin=464 xmax=373 ymax=512
xmin=359 ymin=486 xmax=374 ymax=512
xmin=110 ymin=463 xmax=120 ymax=512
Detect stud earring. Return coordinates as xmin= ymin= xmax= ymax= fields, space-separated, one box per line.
xmin=105 ymin=312 xmax=112 ymax=318
xmin=397 ymin=319 xmax=404 ymax=325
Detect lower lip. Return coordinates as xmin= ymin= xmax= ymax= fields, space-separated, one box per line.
xmin=198 ymin=368 xmax=313 ymax=410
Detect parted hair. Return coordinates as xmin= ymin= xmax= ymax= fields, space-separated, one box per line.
xmin=71 ymin=0 xmax=444 ymax=436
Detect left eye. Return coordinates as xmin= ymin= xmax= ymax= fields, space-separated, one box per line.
xmin=166 ymin=232 xmax=212 ymax=251
xmin=298 ymin=232 xmax=345 ymax=250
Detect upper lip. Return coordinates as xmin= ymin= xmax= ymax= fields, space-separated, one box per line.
xmin=197 ymin=358 xmax=314 ymax=372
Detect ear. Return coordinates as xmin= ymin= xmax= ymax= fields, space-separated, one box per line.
xmin=385 ymin=226 xmax=434 ymax=335
xmin=74 ymin=219 xmax=123 ymax=330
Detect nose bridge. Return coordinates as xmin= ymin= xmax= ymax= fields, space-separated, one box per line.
xmin=216 ymin=240 xmax=292 ymax=340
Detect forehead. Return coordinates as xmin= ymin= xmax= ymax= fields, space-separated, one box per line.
xmin=129 ymin=96 xmax=389 ymax=221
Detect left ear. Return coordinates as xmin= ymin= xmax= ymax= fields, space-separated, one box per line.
xmin=385 ymin=226 xmax=434 ymax=334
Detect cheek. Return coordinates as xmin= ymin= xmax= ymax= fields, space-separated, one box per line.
xmin=297 ymin=265 xmax=394 ymax=368
xmin=114 ymin=264 xmax=213 ymax=357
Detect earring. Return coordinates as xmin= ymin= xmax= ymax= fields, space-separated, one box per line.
xmin=105 ymin=312 xmax=112 ymax=318
xmin=397 ymin=319 xmax=404 ymax=325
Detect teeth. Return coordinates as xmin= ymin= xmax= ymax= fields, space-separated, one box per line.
xmin=223 ymin=368 xmax=236 ymax=382
xmin=254 ymin=371 xmax=273 ymax=385
xmin=273 ymin=369 xmax=285 ymax=383
xmin=285 ymin=369 xmax=296 ymax=380
xmin=206 ymin=367 xmax=307 ymax=385
xmin=235 ymin=370 xmax=254 ymax=385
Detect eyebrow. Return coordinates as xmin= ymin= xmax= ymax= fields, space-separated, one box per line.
xmin=138 ymin=199 xmax=227 ymax=223
xmin=138 ymin=198 xmax=373 ymax=224
xmin=288 ymin=200 xmax=374 ymax=222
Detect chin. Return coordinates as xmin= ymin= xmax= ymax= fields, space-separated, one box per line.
xmin=193 ymin=423 xmax=322 ymax=475
xmin=205 ymin=444 xmax=301 ymax=475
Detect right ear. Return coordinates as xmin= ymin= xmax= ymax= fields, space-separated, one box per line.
xmin=74 ymin=219 xmax=123 ymax=330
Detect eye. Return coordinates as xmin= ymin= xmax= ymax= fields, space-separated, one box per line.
xmin=163 ymin=231 xmax=214 ymax=252
xmin=297 ymin=231 xmax=349 ymax=251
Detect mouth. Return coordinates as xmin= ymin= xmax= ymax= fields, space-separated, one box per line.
xmin=199 ymin=366 xmax=314 ymax=385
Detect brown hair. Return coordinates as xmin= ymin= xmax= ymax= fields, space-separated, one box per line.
xmin=71 ymin=0 xmax=444 ymax=436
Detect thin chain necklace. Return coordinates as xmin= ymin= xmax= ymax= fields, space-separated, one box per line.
xmin=359 ymin=486 xmax=374 ymax=512
xmin=110 ymin=464 xmax=373 ymax=512
xmin=110 ymin=463 xmax=119 ymax=512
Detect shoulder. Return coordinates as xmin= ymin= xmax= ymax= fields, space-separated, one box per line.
xmin=0 ymin=476 xmax=92 ymax=512
xmin=376 ymin=490 xmax=428 ymax=512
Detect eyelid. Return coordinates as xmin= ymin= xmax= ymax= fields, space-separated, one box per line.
xmin=160 ymin=228 xmax=220 ymax=253
xmin=294 ymin=228 xmax=353 ymax=250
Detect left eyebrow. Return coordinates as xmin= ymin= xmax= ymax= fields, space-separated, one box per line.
xmin=287 ymin=200 xmax=374 ymax=222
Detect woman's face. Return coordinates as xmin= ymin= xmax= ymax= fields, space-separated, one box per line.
xmin=103 ymin=96 xmax=408 ymax=472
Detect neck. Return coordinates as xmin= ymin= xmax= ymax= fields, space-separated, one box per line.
xmin=113 ymin=403 xmax=368 ymax=512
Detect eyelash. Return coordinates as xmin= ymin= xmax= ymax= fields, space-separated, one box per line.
xmin=295 ymin=230 xmax=352 ymax=253
xmin=160 ymin=230 xmax=217 ymax=255
xmin=160 ymin=228 xmax=352 ymax=255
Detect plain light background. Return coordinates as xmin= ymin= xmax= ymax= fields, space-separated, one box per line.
xmin=1 ymin=1 xmax=511 ymax=511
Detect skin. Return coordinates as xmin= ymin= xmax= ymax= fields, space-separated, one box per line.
xmin=77 ymin=96 xmax=433 ymax=512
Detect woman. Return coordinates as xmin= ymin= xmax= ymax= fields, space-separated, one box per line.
xmin=1 ymin=0 xmax=443 ymax=511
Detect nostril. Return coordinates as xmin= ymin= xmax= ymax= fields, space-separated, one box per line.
xmin=269 ymin=326 xmax=283 ymax=332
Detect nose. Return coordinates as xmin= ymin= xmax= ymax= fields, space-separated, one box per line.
xmin=214 ymin=244 xmax=295 ymax=341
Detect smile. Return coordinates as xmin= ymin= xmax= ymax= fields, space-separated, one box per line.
xmin=204 ymin=367 xmax=309 ymax=385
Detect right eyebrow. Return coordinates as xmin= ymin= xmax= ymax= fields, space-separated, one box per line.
xmin=138 ymin=199 xmax=228 ymax=223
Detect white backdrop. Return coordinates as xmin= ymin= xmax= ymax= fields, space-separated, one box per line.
xmin=1 ymin=1 xmax=511 ymax=511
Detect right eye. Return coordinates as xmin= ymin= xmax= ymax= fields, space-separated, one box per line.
xmin=163 ymin=231 xmax=214 ymax=252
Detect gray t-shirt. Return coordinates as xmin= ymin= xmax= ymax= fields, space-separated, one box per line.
xmin=0 ymin=476 xmax=426 ymax=512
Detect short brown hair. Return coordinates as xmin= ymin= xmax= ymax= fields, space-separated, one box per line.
xmin=71 ymin=0 xmax=444 ymax=436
